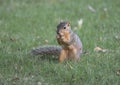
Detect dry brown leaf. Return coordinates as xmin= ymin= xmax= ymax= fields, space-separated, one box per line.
xmin=94 ymin=47 xmax=107 ymax=52
xmin=10 ymin=37 xmax=16 ymax=42
xmin=11 ymin=77 xmax=20 ymax=82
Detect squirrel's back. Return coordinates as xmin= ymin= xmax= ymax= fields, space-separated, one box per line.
xmin=72 ymin=33 xmax=83 ymax=54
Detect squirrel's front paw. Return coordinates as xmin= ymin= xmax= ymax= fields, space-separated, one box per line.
xmin=61 ymin=36 xmax=69 ymax=43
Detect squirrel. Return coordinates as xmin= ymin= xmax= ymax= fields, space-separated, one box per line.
xmin=31 ymin=21 xmax=82 ymax=63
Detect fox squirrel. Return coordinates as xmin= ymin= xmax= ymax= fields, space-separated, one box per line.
xmin=31 ymin=21 xmax=82 ymax=63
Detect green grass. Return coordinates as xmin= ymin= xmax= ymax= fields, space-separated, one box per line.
xmin=0 ymin=0 xmax=120 ymax=85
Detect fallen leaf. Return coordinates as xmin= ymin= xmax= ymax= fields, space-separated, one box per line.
xmin=45 ymin=39 xmax=48 ymax=44
xmin=10 ymin=37 xmax=16 ymax=42
xmin=103 ymin=8 xmax=108 ymax=12
xmin=38 ymin=81 xmax=42 ymax=85
xmin=11 ymin=77 xmax=20 ymax=82
xmin=36 ymin=36 xmax=40 ymax=39
xmin=78 ymin=19 xmax=83 ymax=29
xmin=116 ymin=70 xmax=120 ymax=76
xmin=94 ymin=47 xmax=107 ymax=52
xmin=88 ymin=5 xmax=96 ymax=13
xmin=73 ymin=27 xmax=78 ymax=30
xmin=115 ymin=35 xmax=120 ymax=40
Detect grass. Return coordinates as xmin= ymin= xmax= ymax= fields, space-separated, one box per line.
xmin=0 ymin=0 xmax=120 ymax=85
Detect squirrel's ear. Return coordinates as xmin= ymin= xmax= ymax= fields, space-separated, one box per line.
xmin=66 ymin=21 xmax=70 ymax=26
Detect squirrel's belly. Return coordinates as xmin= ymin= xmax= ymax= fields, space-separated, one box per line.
xmin=67 ymin=48 xmax=79 ymax=59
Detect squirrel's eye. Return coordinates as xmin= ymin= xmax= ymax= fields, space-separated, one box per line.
xmin=63 ymin=26 xmax=66 ymax=29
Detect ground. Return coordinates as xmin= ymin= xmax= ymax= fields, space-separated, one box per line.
xmin=0 ymin=0 xmax=120 ymax=85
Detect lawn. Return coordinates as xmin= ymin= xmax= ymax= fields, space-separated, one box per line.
xmin=0 ymin=0 xmax=120 ymax=85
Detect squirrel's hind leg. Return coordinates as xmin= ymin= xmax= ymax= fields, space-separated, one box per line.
xmin=59 ymin=49 xmax=68 ymax=63
xmin=71 ymin=48 xmax=80 ymax=62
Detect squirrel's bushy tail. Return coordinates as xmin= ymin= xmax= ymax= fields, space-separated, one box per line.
xmin=31 ymin=46 xmax=61 ymax=56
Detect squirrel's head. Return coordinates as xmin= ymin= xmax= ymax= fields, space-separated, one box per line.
xmin=56 ymin=21 xmax=72 ymax=44
xmin=56 ymin=21 xmax=71 ymax=36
